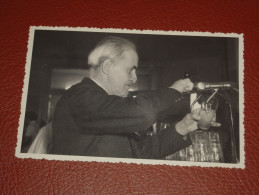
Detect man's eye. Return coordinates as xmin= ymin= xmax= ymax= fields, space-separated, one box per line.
xmin=129 ymin=67 xmax=137 ymax=74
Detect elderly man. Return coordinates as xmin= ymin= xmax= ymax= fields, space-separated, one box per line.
xmin=51 ymin=36 xmax=200 ymax=159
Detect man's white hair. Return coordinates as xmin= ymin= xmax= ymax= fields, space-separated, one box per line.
xmin=88 ymin=36 xmax=136 ymax=68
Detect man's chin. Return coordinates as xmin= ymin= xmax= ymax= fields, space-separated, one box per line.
xmin=121 ymin=90 xmax=129 ymax=97
xmin=113 ymin=89 xmax=129 ymax=97
xmin=121 ymin=93 xmax=129 ymax=97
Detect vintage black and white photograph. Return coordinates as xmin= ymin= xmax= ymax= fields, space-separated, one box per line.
xmin=16 ymin=27 xmax=244 ymax=168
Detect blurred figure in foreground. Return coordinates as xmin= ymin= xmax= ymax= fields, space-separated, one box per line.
xmin=21 ymin=111 xmax=39 ymax=153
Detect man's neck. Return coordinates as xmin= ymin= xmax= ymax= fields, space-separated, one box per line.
xmin=90 ymin=76 xmax=109 ymax=94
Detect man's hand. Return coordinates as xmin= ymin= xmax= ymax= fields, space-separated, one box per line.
xmin=175 ymin=109 xmax=221 ymax=136
xmin=170 ymin=78 xmax=194 ymax=93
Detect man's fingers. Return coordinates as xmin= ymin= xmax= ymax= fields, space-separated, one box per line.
xmin=211 ymin=121 xmax=221 ymax=127
xmin=212 ymin=115 xmax=217 ymax=122
xmin=191 ymin=109 xmax=201 ymax=121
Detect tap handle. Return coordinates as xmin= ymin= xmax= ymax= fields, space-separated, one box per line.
xmin=184 ymin=72 xmax=191 ymax=79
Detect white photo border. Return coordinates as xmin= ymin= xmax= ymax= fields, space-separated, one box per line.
xmin=15 ymin=26 xmax=245 ymax=169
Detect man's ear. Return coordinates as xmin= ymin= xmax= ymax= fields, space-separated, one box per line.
xmin=101 ymin=59 xmax=112 ymax=75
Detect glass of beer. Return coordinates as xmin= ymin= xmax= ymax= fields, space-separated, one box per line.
xmin=198 ymin=97 xmax=218 ymax=130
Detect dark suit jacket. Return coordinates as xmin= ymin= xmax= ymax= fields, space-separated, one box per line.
xmin=51 ymin=77 xmax=191 ymax=159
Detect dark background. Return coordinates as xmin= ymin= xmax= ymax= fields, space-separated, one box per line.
xmin=0 ymin=0 xmax=258 ymax=194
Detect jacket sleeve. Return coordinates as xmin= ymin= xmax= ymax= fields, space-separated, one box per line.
xmin=68 ymin=83 xmax=187 ymax=135
xmin=158 ymin=124 xmax=192 ymax=158
xmin=128 ymin=123 xmax=192 ymax=159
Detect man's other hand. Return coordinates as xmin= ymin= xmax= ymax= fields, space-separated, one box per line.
xmin=175 ymin=109 xmax=221 ymax=136
xmin=175 ymin=108 xmax=200 ymax=136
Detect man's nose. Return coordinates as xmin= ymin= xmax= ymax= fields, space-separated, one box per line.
xmin=130 ymin=70 xmax=137 ymax=83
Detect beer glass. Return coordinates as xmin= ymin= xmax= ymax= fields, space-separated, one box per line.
xmin=198 ymin=97 xmax=218 ymax=130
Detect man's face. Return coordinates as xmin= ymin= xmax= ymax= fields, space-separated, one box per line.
xmin=107 ymin=49 xmax=138 ymax=97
